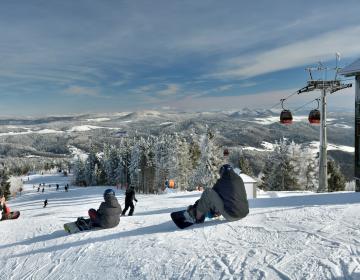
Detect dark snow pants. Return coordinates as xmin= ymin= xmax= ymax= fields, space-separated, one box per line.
xmin=122 ymin=201 xmax=135 ymax=216
xmin=196 ymin=188 xmax=240 ymax=222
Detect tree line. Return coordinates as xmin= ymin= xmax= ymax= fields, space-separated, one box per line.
xmin=72 ymin=131 xmax=223 ymax=193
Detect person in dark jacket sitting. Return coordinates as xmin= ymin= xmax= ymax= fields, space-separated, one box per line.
xmin=88 ymin=189 xmax=122 ymax=228
xmin=122 ymin=186 xmax=138 ymax=216
xmin=187 ymin=164 xmax=249 ymax=223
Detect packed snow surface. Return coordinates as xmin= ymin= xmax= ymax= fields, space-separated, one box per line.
xmin=1 ymin=174 xmax=360 ymax=280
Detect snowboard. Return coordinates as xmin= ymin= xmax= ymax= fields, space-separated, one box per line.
xmin=64 ymin=217 xmax=94 ymax=234
xmin=170 ymin=210 xmax=221 ymax=229
xmin=1 ymin=211 xmax=20 ymax=221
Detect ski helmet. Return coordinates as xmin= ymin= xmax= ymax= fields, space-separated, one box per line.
xmin=104 ymin=188 xmax=115 ymax=198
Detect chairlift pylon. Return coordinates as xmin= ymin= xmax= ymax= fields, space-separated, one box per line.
xmin=280 ymin=99 xmax=293 ymax=124
xmin=308 ymin=98 xmax=321 ymax=124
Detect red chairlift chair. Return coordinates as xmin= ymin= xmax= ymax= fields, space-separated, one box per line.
xmin=280 ymin=99 xmax=293 ymax=124
xmin=308 ymin=99 xmax=321 ymax=124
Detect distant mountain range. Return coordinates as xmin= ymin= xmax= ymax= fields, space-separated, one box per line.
xmin=0 ymin=109 xmax=355 ymax=180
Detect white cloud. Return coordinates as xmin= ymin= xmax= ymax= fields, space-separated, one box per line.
xmin=167 ymin=86 xmax=355 ymax=112
xmin=217 ymin=85 xmax=233 ymax=91
xmin=64 ymin=86 xmax=100 ymax=97
xmin=213 ymin=25 xmax=360 ymax=79
xmin=156 ymin=84 xmax=180 ymax=96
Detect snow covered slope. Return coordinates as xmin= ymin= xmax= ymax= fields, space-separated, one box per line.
xmin=1 ymin=174 xmax=359 ymax=280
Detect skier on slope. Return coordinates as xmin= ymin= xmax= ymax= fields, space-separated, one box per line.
xmin=186 ymin=164 xmax=249 ymax=223
xmin=88 ymin=189 xmax=122 ymax=228
xmin=121 ymin=186 xmax=138 ymax=216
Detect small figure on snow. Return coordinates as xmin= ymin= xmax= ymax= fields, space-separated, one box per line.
xmin=42 ymin=187 xmax=45 ymax=193
xmin=122 ymin=186 xmax=138 ymax=216
xmin=0 ymin=195 xmax=10 ymax=220
xmin=64 ymin=184 xmax=69 ymax=192
xmin=37 ymin=186 xmax=40 ymax=192
xmin=43 ymin=199 xmax=48 ymax=208
xmin=56 ymin=184 xmax=59 ymax=191
xmin=88 ymin=189 xmax=122 ymax=228
xmin=186 ymin=164 xmax=249 ymax=224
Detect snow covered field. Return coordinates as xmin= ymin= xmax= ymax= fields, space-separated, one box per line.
xmin=1 ymin=174 xmax=360 ymax=280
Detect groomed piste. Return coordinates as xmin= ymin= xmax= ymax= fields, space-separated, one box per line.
xmin=1 ymin=173 xmax=360 ymax=279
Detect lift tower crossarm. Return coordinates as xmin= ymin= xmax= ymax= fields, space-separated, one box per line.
xmin=330 ymin=83 xmax=352 ymax=94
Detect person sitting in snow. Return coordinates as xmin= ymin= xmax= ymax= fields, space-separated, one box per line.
xmin=0 ymin=195 xmax=11 ymax=220
xmin=186 ymin=164 xmax=249 ymax=223
xmin=121 ymin=186 xmax=138 ymax=216
xmin=88 ymin=189 xmax=122 ymax=228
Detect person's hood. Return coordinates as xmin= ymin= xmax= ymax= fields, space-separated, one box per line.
xmin=104 ymin=194 xmax=119 ymax=207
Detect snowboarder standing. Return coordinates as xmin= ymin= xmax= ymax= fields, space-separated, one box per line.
xmin=42 ymin=187 xmax=45 ymax=193
xmin=122 ymin=186 xmax=138 ymax=216
xmin=186 ymin=164 xmax=249 ymax=224
xmin=56 ymin=184 xmax=59 ymax=191
xmin=43 ymin=199 xmax=48 ymax=208
xmin=88 ymin=189 xmax=122 ymax=228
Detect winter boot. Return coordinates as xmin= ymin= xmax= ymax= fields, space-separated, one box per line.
xmin=75 ymin=217 xmax=91 ymax=231
xmin=186 ymin=204 xmax=205 ymax=223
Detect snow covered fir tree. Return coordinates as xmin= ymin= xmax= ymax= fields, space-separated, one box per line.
xmin=72 ymin=130 xmax=226 ymax=193
xmin=0 ymin=164 xmax=11 ymax=199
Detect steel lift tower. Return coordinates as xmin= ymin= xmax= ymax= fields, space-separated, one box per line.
xmin=297 ymin=58 xmax=352 ymax=192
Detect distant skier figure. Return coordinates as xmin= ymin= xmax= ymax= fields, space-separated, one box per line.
xmin=122 ymin=186 xmax=138 ymax=216
xmin=185 ymin=164 xmax=249 ymax=224
xmin=88 ymin=189 xmax=122 ymax=228
xmin=37 ymin=186 xmax=40 ymax=192
xmin=56 ymin=184 xmax=59 ymax=191
xmin=42 ymin=187 xmax=45 ymax=193
xmin=64 ymin=185 xmax=69 ymax=192
xmin=43 ymin=199 xmax=48 ymax=208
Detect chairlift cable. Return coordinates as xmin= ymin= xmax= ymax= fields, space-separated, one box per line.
xmin=268 ymin=90 xmax=299 ymax=110
xmin=293 ymin=97 xmax=320 ymax=112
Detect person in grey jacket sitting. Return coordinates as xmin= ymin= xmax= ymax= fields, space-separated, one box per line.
xmin=88 ymin=189 xmax=122 ymax=228
xmin=187 ymin=164 xmax=249 ymax=223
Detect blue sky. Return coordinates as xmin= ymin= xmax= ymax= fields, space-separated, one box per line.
xmin=0 ymin=0 xmax=359 ymax=116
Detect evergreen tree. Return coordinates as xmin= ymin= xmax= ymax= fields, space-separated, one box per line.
xmin=175 ymin=136 xmax=192 ymax=190
xmin=84 ymin=147 xmax=98 ymax=186
xmin=129 ymin=137 xmax=142 ymax=190
xmin=189 ymin=128 xmax=222 ymax=189
xmin=154 ymin=134 xmax=170 ymax=191
xmin=259 ymin=155 xmax=274 ymax=190
xmin=118 ymin=137 xmax=132 ymax=187
xmin=327 ymin=159 xmax=346 ymax=192
xmin=102 ymin=145 xmax=122 ymax=186
xmin=261 ymin=139 xmax=298 ymax=191
xmin=239 ymin=156 xmax=253 ymax=176
xmin=73 ymin=157 xmax=86 ymax=186
xmin=303 ymin=147 xmax=318 ymax=190
xmin=0 ymin=165 xmax=11 ymax=199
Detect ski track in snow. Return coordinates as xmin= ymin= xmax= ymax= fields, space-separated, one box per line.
xmin=1 ymin=174 xmax=360 ymax=280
